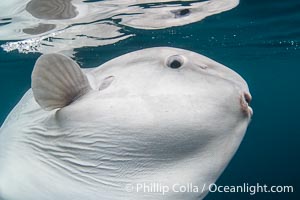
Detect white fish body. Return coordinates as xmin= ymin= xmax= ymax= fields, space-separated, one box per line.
xmin=0 ymin=47 xmax=252 ymax=200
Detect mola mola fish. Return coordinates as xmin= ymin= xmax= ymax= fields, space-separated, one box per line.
xmin=0 ymin=47 xmax=252 ymax=200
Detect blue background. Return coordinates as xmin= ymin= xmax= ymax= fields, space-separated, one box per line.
xmin=0 ymin=0 xmax=299 ymax=199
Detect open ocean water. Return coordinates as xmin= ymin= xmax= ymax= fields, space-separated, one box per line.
xmin=0 ymin=0 xmax=299 ymax=199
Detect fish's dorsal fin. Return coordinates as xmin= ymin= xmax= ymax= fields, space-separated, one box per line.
xmin=31 ymin=53 xmax=91 ymax=111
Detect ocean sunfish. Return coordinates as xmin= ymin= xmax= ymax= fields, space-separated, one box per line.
xmin=0 ymin=47 xmax=252 ymax=200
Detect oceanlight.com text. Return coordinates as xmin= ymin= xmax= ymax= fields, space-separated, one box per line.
xmin=208 ymin=183 xmax=294 ymax=195
xmin=124 ymin=182 xmax=294 ymax=196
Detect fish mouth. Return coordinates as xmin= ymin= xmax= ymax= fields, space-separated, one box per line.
xmin=240 ymin=92 xmax=253 ymax=117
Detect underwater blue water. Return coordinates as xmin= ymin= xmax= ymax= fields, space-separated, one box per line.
xmin=0 ymin=0 xmax=299 ymax=199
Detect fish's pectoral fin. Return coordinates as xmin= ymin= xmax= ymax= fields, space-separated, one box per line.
xmin=31 ymin=53 xmax=91 ymax=111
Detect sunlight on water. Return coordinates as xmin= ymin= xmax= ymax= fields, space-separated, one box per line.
xmin=0 ymin=0 xmax=239 ymax=55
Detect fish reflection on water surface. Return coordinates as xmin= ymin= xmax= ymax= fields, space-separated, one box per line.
xmin=0 ymin=0 xmax=239 ymax=54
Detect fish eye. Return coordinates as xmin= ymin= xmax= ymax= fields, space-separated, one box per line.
xmin=179 ymin=9 xmax=190 ymax=16
xmin=166 ymin=55 xmax=184 ymax=69
xmin=172 ymin=8 xmax=191 ymax=18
